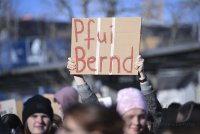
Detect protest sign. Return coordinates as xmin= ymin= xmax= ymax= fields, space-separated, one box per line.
xmin=43 ymin=94 xmax=63 ymax=117
xmin=0 ymin=99 xmax=23 ymax=120
xmin=71 ymin=17 xmax=141 ymax=75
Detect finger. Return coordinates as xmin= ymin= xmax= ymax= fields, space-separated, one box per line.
xmin=139 ymin=58 xmax=144 ymax=62
xmin=67 ymin=60 xmax=76 ymax=66
xmin=137 ymin=62 xmax=144 ymax=67
xmin=69 ymin=62 xmax=76 ymax=67
xmin=135 ymin=58 xmax=142 ymax=65
xmin=134 ymin=66 xmax=139 ymax=70
xmin=134 ymin=61 xmax=144 ymax=68
xmin=67 ymin=63 xmax=76 ymax=69
xmin=134 ymin=63 xmax=140 ymax=69
xmin=68 ymin=67 xmax=76 ymax=71
xmin=68 ymin=57 xmax=75 ymax=63
xmin=137 ymin=59 xmax=144 ymax=64
xmin=135 ymin=59 xmax=139 ymax=65
xmin=68 ymin=57 xmax=72 ymax=62
xmin=137 ymin=55 xmax=141 ymax=59
xmin=138 ymin=56 xmax=143 ymax=61
xmin=137 ymin=60 xmax=143 ymax=66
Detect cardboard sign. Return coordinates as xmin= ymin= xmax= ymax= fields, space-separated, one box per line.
xmin=43 ymin=94 xmax=63 ymax=118
xmin=0 ymin=99 xmax=23 ymax=120
xmin=71 ymin=17 xmax=141 ymax=75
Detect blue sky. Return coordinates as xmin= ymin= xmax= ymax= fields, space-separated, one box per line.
xmin=11 ymin=0 xmax=60 ymax=20
xmin=10 ymin=0 xmax=143 ymax=22
xmin=9 ymin=0 xmax=197 ymax=24
xmin=11 ymin=0 xmax=95 ymax=21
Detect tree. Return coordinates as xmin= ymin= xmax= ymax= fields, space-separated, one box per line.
xmin=165 ymin=0 xmax=183 ymax=45
xmin=0 ymin=0 xmax=19 ymax=41
xmin=54 ymin=0 xmax=75 ymax=22
xmin=142 ymin=0 xmax=164 ymax=24
xmin=182 ymin=0 xmax=200 ymax=42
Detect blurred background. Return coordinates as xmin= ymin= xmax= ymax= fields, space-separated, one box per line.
xmin=0 ymin=0 xmax=200 ymax=107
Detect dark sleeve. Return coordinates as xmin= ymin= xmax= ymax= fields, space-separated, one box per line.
xmin=140 ymin=81 xmax=162 ymax=115
xmin=76 ymin=83 xmax=99 ymax=104
xmin=140 ymin=81 xmax=162 ymax=133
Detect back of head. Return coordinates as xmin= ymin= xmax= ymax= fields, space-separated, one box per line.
xmin=116 ymin=87 xmax=147 ymax=115
xmin=1 ymin=114 xmax=23 ymax=133
xmin=161 ymin=103 xmax=181 ymax=124
xmin=55 ymin=87 xmax=79 ymax=112
xmin=158 ymin=102 xmax=200 ymax=134
xmin=157 ymin=103 xmax=181 ymax=134
xmin=63 ymin=104 xmax=124 ymax=134
xmin=0 ymin=123 xmax=11 ymax=134
xmin=22 ymin=94 xmax=53 ymax=125
xmin=176 ymin=101 xmax=200 ymax=123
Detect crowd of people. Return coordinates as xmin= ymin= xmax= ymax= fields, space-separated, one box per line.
xmin=0 ymin=55 xmax=200 ymax=134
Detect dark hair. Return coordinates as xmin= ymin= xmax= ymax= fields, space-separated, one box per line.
xmin=1 ymin=114 xmax=23 ymax=134
xmin=157 ymin=102 xmax=200 ymax=134
xmin=52 ymin=114 xmax=62 ymax=133
xmin=63 ymin=104 xmax=124 ymax=134
xmin=161 ymin=103 xmax=181 ymax=124
xmin=176 ymin=101 xmax=200 ymax=123
xmin=0 ymin=123 xmax=11 ymax=134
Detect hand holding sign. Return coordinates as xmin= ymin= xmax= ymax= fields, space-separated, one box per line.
xmin=134 ymin=55 xmax=147 ymax=82
xmin=134 ymin=55 xmax=144 ymax=73
xmin=67 ymin=57 xmax=86 ymax=85
xmin=67 ymin=57 xmax=76 ymax=71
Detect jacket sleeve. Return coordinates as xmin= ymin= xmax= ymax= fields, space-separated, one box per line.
xmin=140 ymin=81 xmax=162 ymax=114
xmin=76 ymin=83 xmax=99 ymax=104
xmin=140 ymin=80 xmax=162 ymax=133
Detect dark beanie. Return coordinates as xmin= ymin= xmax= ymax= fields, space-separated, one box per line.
xmin=22 ymin=95 xmax=53 ymax=124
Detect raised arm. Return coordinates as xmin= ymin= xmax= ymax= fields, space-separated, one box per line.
xmin=134 ymin=55 xmax=162 ymax=132
xmin=67 ymin=58 xmax=99 ymax=104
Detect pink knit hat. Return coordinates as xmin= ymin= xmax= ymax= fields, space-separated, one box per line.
xmin=55 ymin=87 xmax=79 ymax=112
xmin=116 ymin=87 xmax=147 ymax=115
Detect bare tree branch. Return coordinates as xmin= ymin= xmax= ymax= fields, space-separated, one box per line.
xmin=82 ymin=0 xmax=89 ymax=17
xmin=98 ymin=0 xmax=118 ymax=17
xmin=55 ymin=0 xmax=74 ymax=22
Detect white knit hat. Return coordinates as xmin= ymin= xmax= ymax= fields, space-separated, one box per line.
xmin=116 ymin=87 xmax=147 ymax=115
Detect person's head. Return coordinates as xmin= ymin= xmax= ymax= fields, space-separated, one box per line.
xmin=175 ymin=101 xmax=200 ymax=134
xmin=1 ymin=114 xmax=23 ymax=134
xmin=22 ymin=95 xmax=54 ymax=134
xmin=176 ymin=101 xmax=200 ymax=123
xmin=0 ymin=123 xmax=11 ymax=134
xmin=157 ymin=103 xmax=181 ymax=134
xmin=117 ymin=87 xmax=147 ymax=134
xmin=54 ymin=87 xmax=79 ymax=113
xmin=161 ymin=103 xmax=181 ymax=124
xmin=63 ymin=104 xmax=124 ymax=134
